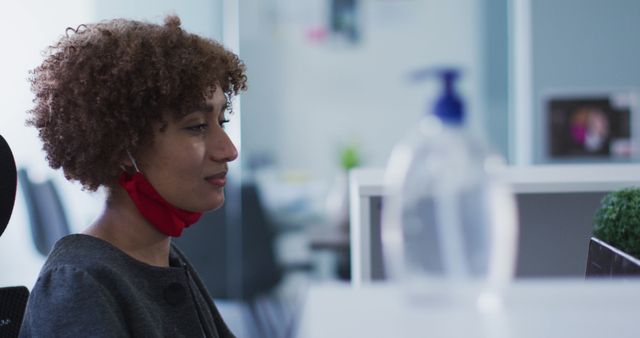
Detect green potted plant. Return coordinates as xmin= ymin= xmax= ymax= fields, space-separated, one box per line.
xmin=588 ymin=187 xmax=640 ymax=277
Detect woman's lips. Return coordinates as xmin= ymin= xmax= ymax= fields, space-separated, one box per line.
xmin=205 ymin=172 xmax=227 ymax=187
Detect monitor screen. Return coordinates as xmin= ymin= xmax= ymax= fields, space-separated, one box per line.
xmin=544 ymin=91 xmax=638 ymax=162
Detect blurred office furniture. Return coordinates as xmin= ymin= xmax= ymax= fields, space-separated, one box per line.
xmin=0 ymin=286 xmax=29 ymax=338
xmin=0 ymin=135 xmax=30 ymax=338
xmin=349 ymin=165 xmax=640 ymax=286
xmin=17 ymin=168 xmax=71 ymax=256
xmin=296 ymin=280 xmax=640 ymax=338
xmin=586 ymin=237 xmax=640 ymax=278
xmin=307 ymin=224 xmax=351 ymax=281
xmin=0 ymin=136 xmax=16 ymax=238
xmin=176 ymin=182 xmax=306 ymax=338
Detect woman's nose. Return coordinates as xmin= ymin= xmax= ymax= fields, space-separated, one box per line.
xmin=209 ymin=129 xmax=238 ymax=163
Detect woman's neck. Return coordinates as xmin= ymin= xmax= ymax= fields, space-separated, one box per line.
xmin=84 ymin=186 xmax=172 ymax=267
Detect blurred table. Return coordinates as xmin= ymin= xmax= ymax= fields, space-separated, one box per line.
xmin=296 ymin=279 xmax=640 ymax=338
xmin=308 ymin=225 xmax=349 ymax=252
xmin=307 ymin=225 xmax=350 ymax=280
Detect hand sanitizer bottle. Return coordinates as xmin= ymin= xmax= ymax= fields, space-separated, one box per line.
xmin=382 ymin=68 xmax=518 ymax=299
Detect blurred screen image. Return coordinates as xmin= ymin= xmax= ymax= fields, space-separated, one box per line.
xmin=547 ymin=95 xmax=634 ymax=160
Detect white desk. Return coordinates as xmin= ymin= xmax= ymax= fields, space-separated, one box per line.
xmin=297 ymin=279 xmax=640 ymax=338
xmin=349 ymin=165 xmax=640 ymax=286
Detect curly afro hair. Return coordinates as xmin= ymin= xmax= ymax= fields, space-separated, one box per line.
xmin=28 ymin=15 xmax=247 ymax=191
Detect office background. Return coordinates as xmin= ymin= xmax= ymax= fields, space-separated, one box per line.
xmin=1 ymin=0 xmax=640 ymax=335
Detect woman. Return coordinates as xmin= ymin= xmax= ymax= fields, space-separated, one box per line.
xmin=20 ymin=15 xmax=246 ymax=337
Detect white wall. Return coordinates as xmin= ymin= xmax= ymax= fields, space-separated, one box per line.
xmin=240 ymin=0 xmax=484 ymax=184
xmin=93 ymin=0 xmax=222 ymax=39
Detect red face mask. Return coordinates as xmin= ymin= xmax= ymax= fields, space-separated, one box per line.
xmin=119 ymin=172 xmax=202 ymax=237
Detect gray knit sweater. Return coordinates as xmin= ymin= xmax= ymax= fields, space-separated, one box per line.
xmin=19 ymin=234 xmax=235 ymax=338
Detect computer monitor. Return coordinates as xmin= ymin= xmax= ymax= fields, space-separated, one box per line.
xmin=541 ymin=89 xmax=639 ymax=163
xmin=586 ymin=237 xmax=640 ymax=278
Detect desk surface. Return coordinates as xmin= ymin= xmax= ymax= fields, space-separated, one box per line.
xmin=297 ymin=279 xmax=640 ymax=338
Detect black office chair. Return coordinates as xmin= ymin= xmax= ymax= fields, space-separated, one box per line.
xmin=0 ymin=135 xmax=30 ymax=338
xmin=0 ymin=136 xmax=16 ymax=240
xmin=17 ymin=168 xmax=71 ymax=256
xmin=175 ymin=181 xmax=303 ymax=338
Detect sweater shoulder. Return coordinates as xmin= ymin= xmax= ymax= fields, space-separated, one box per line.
xmin=42 ymin=234 xmax=125 ymax=274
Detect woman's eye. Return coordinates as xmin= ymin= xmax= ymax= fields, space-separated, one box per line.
xmin=186 ymin=124 xmax=208 ymax=133
xmin=219 ymin=119 xmax=230 ymax=128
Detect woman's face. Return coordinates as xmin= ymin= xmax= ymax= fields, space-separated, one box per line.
xmin=137 ymin=87 xmax=237 ymax=212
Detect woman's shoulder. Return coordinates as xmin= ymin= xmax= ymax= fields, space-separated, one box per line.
xmin=21 ymin=236 xmax=132 ymax=337
xmin=43 ymin=234 xmax=186 ymax=277
xmin=43 ymin=234 xmax=125 ymax=273
xmin=39 ymin=234 xmax=193 ymax=290
xmin=29 ymin=234 xmax=136 ymax=301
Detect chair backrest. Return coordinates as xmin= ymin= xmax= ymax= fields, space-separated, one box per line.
xmin=17 ymin=168 xmax=71 ymax=256
xmin=175 ymin=182 xmax=283 ymax=301
xmin=0 ymin=287 xmax=29 ymax=337
xmin=0 ymin=135 xmax=16 ymax=238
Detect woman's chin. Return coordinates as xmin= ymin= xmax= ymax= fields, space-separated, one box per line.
xmin=202 ymin=195 xmax=225 ymax=212
xmin=177 ymin=194 xmax=224 ymax=213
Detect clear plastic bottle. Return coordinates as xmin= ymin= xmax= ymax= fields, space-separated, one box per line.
xmin=382 ymin=69 xmax=518 ymax=298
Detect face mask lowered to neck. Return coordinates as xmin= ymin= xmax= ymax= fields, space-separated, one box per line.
xmin=118 ymin=171 xmax=202 ymax=237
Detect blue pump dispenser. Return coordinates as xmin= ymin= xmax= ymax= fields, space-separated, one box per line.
xmin=412 ymin=68 xmax=464 ymax=125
